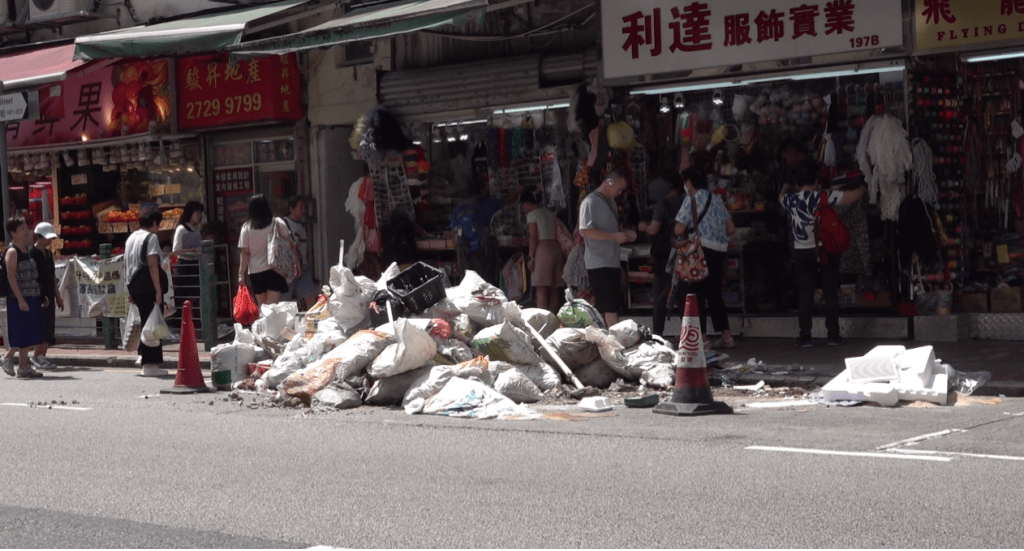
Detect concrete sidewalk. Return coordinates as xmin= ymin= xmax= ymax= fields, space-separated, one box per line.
xmin=43 ymin=342 xmax=212 ymax=370
xmin=705 ymin=337 xmax=1024 ymax=398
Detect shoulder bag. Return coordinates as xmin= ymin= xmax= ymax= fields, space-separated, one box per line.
xmin=268 ymin=217 xmax=301 ymax=283
xmin=672 ymin=192 xmax=713 ymax=283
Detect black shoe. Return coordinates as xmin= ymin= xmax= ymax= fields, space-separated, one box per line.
xmin=795 ymin=338 xmax=813 ymax=348
xmin=16 ymin=369 xmax=43 ymax=379
xmin=827 ymin=337 xmax=843 ymax=346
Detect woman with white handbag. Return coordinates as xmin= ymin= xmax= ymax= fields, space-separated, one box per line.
xmin=125 ymin=209 xmax=171 ymax=377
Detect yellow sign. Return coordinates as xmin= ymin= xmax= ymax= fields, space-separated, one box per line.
xmin=915 ymin=0 xmax=1024 ymax=53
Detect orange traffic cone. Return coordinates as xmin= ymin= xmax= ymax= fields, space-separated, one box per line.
xmin=653 ymin=293 xmax=732 ymax=416
xmin=161 ymin=300 xmax=210 ymax=395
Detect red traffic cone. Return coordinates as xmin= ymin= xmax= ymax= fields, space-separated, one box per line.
xmin=653 ymin=293 xmax=732 ymax=416
xmin=161 ymin=300 xmax=210 ymax=395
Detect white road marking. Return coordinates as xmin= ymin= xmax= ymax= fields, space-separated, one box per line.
xmin=1 ymin=402 xmax=91 ymax=411
xmin=876 ymin=429 xmax=966 ymax=450
xmin=747 ymin=446 xmax=951 ymax=462
xmin=744 ymin=399 xmax=818 ymax=409
xmin=888 ymin=449 xmax=1024 ymax=462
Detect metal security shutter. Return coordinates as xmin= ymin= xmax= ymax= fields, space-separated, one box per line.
xmin=379 ymin=48 xmax=597 ymax=119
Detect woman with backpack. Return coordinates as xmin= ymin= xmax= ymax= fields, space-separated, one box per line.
xmin=237 ymin=195 xmax=292 ymax=307
xmin=780 ymin=157 xmax=866 ymax=348
xmin=673 ymin=167 xmax=736 ymax=350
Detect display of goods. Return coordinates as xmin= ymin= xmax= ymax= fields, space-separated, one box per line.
xmin=106 ymin=209 xmax=140 ymax=223
xmin=61 ymin=226 xmax=93 ymax=236
xmin=163 ymin=208 xmax=183 ymax=220
xmin=61 ymin=211 xmax=93 ymax=221
xmin=58 ymin=194 xmax=89 ymax=207
xmin=62 ymin=239 xmax=94 ymax=250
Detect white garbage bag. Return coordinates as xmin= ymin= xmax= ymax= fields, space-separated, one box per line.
xmin=367 ymin=319 xmax=437 ymax=379
xmin=624 ymin=340 xmax=678 ymax=389
xmin=257 ymin=302 xmax=299 ymax=340
xmin=471 ymin=321 xmax=543 ymax=366
xmin=446 ymin=270 xmax=507 ymax=327
xmin=573 ymin=358 xmax=619 ymax=389
xmin=403 ymin=365 xmax=455 ymax=414
xmin=493 ymin=368 xmax=544 ymax=403
xmin=210 ymin=342 xmax=256 ymax=383
xmin=519 ymin=362 xmax=562 ymax=392
xmin=545 ymin=328 xmax=600 ymax=368
xmin=450 ymin=314 xmax=477 ymax=344
xmin=365 ymin=367 xmax=427 ymax=406
xmin=609 ymin=319 xmax=650 ymax=349
xmin=432 ymin=335 xmax=475 ymax=363
xmin=422 ymin=376 xmax=538 ymax=419
xmin=280 ymin=329 xmax=395 ymax=400
xmin=233 ymin=323 xmax=255 ymax=345
xmin=312 ymin=383 xmax=362 ymax=410
xmin=521 ymin=308 xmax=560 ymax=339
xmin=584 ymin=326 xmax=633 ymax=380
xmin=329 ymin=261 xmax=376 ymax=333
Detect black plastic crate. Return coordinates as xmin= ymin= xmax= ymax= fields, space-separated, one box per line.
xmin=387 ymin=262 xmax=447 ymax=314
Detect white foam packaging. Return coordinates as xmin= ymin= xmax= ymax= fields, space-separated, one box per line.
xmin=823 ymin=345 xmax=947 ymax=406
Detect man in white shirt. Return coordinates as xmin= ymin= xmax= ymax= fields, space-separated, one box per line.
xmin=283 ymin=196 xmax=319 ymax=310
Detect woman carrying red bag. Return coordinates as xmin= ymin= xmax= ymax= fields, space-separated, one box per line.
xmin=233 ymin=285 xmax=259 ymax=326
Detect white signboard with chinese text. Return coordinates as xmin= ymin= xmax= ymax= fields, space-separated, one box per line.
xmin=601 ymin=0 xmax=904 ymax=80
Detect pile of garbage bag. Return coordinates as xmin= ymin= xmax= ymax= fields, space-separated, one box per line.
xmin=214 ymin=261 xmax=680 ymax=419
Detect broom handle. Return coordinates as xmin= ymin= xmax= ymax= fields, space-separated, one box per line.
xmin=522 ymin=322 xmax=585 ymax=390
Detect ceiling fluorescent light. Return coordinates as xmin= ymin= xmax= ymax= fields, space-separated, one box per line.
xmin=962 ymin=50 xmax=1024 ymax=63
xmin=495 ymin=102 xmax=570 ymax=114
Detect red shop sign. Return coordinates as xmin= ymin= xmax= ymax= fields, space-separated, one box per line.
xmin=176 ymin=53 xmax=302 ymax=131
xmin=5 ymin=59 xmax=172 ymax=148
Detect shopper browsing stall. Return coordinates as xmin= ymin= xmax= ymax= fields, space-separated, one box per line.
xmin=238 ymin=195 xmax=291 ymax=307
xmin=283 ymin=196 xmax=319 ymax=310
xmin=673 ymin=167 xmax=737 ymax=349
xmin=780 ymin=158 xmax=866 ymax=347
xmin=520 ymin=189 xmax=565 ymax=313
xmin=171 ymin=201 xmax=204 ymax=329
xmin=578 ymin=169 xmax=635 ymax=327
xmin=1 ymin=217 xmax=48 ymax=379
xmin=639 ymin=171 xmax=685 ymax=338
xmin=126 ymin=210 xmax=171 ymax=377
xmin=29 ymin=223 xmax=62 ymax=370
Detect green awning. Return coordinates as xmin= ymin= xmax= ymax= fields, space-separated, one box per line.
xmin=228 ymin=0 xmax=491 ymax=59
xmin=73 ymin=0 xmax=314 ymax=61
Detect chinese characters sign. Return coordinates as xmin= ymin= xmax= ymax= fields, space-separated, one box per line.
xmin=5 ymin=59 xmax=171 ymax=148
xmin=176 ymin=53 xmax=302 ymax=131
xmin=914 ymin=0 xmax=1024 ymax=53
xmin=601 ymin=0 xmax=903 ymax=80
xmin=212 ymin=168 xmax=254 ymax=243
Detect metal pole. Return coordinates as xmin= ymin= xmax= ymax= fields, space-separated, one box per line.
xmin=0 ymin=81 xmax=10 ymax=243
xmin=198 ymin=239 xmax=217 ymax=352
xmin=99 ymin=243 xmax=115 ymax=349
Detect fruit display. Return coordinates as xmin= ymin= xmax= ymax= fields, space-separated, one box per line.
xmin=58 ymin=193 xmax=89 ymax=207
xmin=105 ymin=209 xmax=140 ymax=223
xmin=163 ymin=207 xmax=183 ymax=220
xmin=61 ymin=226 xmax=93 ymax=236
xmin=61 ymin=211 xmax=93 ymax=221
xmin=62 ymin=239 xmax=94 ymax=250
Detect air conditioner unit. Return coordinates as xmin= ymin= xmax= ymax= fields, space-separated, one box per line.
xmin=27 ymin=0 xmax=89 ymax=24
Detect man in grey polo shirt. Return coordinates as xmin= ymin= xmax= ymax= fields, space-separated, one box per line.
xmin=578 ymin=168 xmax=635 ymax=326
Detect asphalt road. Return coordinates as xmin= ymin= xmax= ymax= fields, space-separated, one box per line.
xmin=1 ymin=368 xmax=1022 ymax=548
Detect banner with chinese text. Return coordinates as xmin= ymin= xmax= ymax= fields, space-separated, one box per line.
xmin=914 ymin=0 xmax=1024 ymax=54
xmin=212 ymin=167 xmax=254 ymax=245
xmin=176 ymin=53 xmax=302 ymax=131
xmin=5 ymin=59 xmax=172 ymax=148
xmin=601 ymin=0 xmax=904 ymax=80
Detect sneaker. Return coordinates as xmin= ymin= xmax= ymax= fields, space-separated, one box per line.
xmin=140 ymin=364 xmax=168 ymax=377
xmin=1 ymin=358 xmax=14 ymax=377
xmin=31 ymin=357 xmax=55 ymax=370
xmin=795 ymin=339 xmax=813 ymax=348
xmin=16 ymin=368 xmax=43 ymax=379
xmin=710 ymin=337 xmax=736 ymax=349
xmin=827 ymin=337 xmax=844 ymax=346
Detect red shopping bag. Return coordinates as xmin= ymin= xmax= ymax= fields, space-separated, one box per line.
xmin=233 ymin=285 xmax=260 ymax=326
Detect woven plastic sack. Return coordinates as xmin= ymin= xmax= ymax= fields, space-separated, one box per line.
xmin=471 ymin=321 xmax=542 ymax=366
xmin=557 ymin=291 xmax=605 ymax=329
xmin=122 ymin=304 xmax=142 ymax=353
xmin=493 ymin=368 xmax=543 ymax=404
xmin=233 ymin=285 xmax=260 ymax=326
xmin=500 ymin=253 xmax=527 ymax=302
xmin=544 ymin=328 xmax=599 ymax=368
xmin=367 ymin=319 xmax=437 ymax=379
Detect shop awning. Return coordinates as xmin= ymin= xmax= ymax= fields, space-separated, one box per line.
xmin=73 ymin=0 xmax=325 ymax=61
xmin=0 ymin=43 xmax=90 ymax=90
xmin=228 ymin=0 xmax=528 ymax=59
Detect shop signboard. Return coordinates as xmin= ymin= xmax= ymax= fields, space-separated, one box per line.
xmin=212 ymin=167 xmax=255 ymax=244
xmin=58 ymin=255 xmax=173 ymax=319
xmin=176 ymin=54 xmax=302 ymax=132
xmin=4 ymin=59 xmax=172 ymax=148
xmin=601 ymin=0 xmax=904 ymax=80
xmin=913 ymin=0 xmax=1024 ymax=54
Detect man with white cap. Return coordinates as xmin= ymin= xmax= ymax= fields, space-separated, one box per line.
xmin=30 ymin=222 xmax=63 ymax=369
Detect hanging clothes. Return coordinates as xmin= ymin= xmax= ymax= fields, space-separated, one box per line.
xmin=835 ymin=200 xmax=871 ymax=275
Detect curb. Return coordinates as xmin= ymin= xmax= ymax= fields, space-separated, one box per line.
xmin=48 ymin=356 xmax=212 ymax=370
xmin=708 ymin=372 xmax=1024 ymax=399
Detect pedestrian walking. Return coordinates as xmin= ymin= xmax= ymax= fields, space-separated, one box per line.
xmin=578 ymin=168 xmax=636 ymax=327
xmin=29 ymin=222 xmax=62 ymax=370
xmin=2 ymin=217 xmax=48 ymax=379
xmin=780 ymin=157 xmax=866 ymax=347
xmin=171 ymin=201 xmax=204 ymax=330
xmin=126 ymin=209 xmax=170 ymax=377
xmin=282 ymin=196 xmax=319 ymax=310
xmin=520 ymin=189 xmax=565 ymax=313
xmin=237 ymin=194 xmax=290 ymax=307
xmin=638 ymin=170 xmax=685 ymax=338
xmin=673 ymin=166 xmax=737 ymax=349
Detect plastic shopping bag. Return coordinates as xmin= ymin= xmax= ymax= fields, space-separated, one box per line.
xmin=233 ymin=285 xmax=260 ymax=326
xmin=122 ymin=304 xmax=142 ymax=353
xmin=141 ymin=307 xmax=171 ymax=347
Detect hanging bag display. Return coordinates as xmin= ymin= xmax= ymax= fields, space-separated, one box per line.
xmin=672 ymin=192 xmax=713 ymax=283
xmin=268 ymin=217 xmax=301 ymax=282
xmin=814 ymin=191 xmax=851 ymax=264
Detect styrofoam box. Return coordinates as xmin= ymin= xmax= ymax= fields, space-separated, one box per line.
xmin=895 ymin=372 xmax=948 ymax=406
xmin=894 ymin=346 xmax=937 ymax=388
xmin=579 ymin=396 xmax=613 ymax=412
xmin=822 ymin=369 xmax=900 ymax=407
xmin=846 ymin=355 xmax=899 ymax=383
